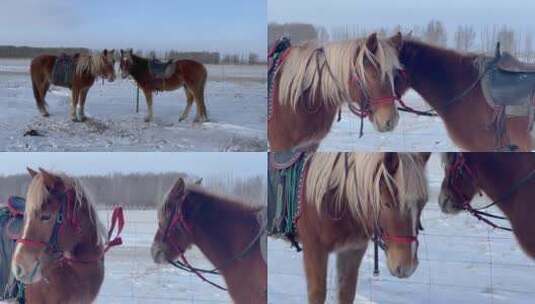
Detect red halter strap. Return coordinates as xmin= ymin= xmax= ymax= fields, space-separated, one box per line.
xmin=382 ymin=232 xmax=418 ymax=244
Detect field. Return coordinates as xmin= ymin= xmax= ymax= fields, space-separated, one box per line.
xmin=0 ymin=59 xmax=266 ymax=152
xmin=268 ymin=154 xmax=535 ymax=304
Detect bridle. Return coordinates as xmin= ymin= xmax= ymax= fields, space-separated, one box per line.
xmin=371 ymin=207 xmax=421 ymax=276
xmin=446 ymin=154 xmax=520 ymax=231
xmin=162 ymin=192 xmax=265 ymax=291
xmin=16 ymin=187 xmax=125 ymax=263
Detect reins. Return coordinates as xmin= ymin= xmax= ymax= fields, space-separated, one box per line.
xmin=447 ymin=154 xmax=535 ymax=231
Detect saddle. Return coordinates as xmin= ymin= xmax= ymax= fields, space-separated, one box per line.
xmin=1 ymin=196 xmax=25 ymax=302
xmin=148 ymin=58 xmax=176 ymax=80
xmin=481 ymin=43 xmax=535 ymax=134
xmin=51 ymin=53 xmax=76 ymax=88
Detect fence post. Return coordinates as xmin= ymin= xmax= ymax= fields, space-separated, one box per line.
xmin=136 ymin=86 xmax=140 ymax=113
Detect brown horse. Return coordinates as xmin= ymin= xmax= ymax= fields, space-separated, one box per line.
xmin=151 ymin=177 xmax=267 ymax=304
xmin=268 ymin=33 xmax=405 ymax=152
xmin=439 ymin=153 xmax=535 ymax=259
xmin=11 ymin=168 xmax=122 ymax=304
xmin=296 ymin=152 xmax=429 ymax=304
xmin=396 ymin=37 xmax=533 ymax=151
xmin=30 ymin=50 xmax=116 ymax=122
xmin=119 ymin=49 xmax=208 ymax=123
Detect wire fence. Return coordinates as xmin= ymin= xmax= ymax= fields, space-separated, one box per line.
xmin=268 ymin=169 xmax=535 ymax=304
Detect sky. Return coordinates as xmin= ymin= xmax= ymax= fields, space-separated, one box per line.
xmin=0 ymin=0 xmax=266 ymax=55
xmin=269 ymin=0 xmax=535 ymax=34
xmin=0 ymin=152 xmax=266 ymax=177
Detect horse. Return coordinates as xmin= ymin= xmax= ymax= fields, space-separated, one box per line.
xmin=151 ymin=177 xmax=267 ymax=304
xmin=395 ymin=36 xmax=533 ymax=151
xmin=296 ymin=152 xmax=429 ymax=304
xmin=10 ymin=168 xmax=123 ymax=304
xmin=439 ymin=153 xmax=535 ymax=259
xmin=119 ymin=49 xmax=208 ymax=123
xmin=30 ymin=49 xmax=116 ymax=122
xmin=268 ymin=33 xmax=405 ymax=152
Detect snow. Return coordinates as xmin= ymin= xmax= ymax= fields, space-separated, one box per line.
xmin=0 ymin=59 xmax=267 ymax=152
xmin=268 ymin=154 xmax=535 ymax=304
xmin=320 ymin=91 xmax=459 ymax=151
xmin=96 ymin=209 xmax=230 ymax=304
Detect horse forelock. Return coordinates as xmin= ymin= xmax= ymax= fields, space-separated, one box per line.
xmin=306 ymin=153 xmax=427 ymax=235
xmin=278 ymin=38 xmax=401 ymax=111
xmin=25 ymin=173 xmax=107 ymax=245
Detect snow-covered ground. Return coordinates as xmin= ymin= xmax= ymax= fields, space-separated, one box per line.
xmin=0 ymin=59 xmax=266 ymax=151
xmin=96 ymin=209 xmax=230 ymax=304
xmin=320 ymin=91 xmax=458 ymax=151
xmin=268 ymin=154 xmax=535 ymax=304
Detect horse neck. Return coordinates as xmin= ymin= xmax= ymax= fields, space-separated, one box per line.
xmin=64 ymin=200 xmax=103 ymax=260
xmin=130 ymin=55 xmax=149 ymax=83
xmin=187 ymin=191 xmax=259 ymax=271
xmin=469 ymin=154 xmax=525 ymax=216
xmin=401 ymin=41 xmax=483 ymax=113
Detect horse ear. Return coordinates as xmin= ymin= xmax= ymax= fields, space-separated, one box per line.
xmin=194 ymin=178 xmax=203 ymax=185
xmin=383 ymin=153 xmax=399 ymax=174
xmin=366 ymin=33 xmax=378 ymax=53
xmin=38 ymin=168 xmax=61 ymax=190
xmin=103 ymin=49 xmax=108 ymax=56
xmin=390 ymin=32 xmax=403 ymax=51
xmin=27 ymin=167 xmax=38 ymax=177
xmin=170 ymin=177 xmax=186 ymax=198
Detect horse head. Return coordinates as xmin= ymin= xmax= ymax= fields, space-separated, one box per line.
xmin=151 ymin=177 xmax=202 ymax=264
xmin=100 ymin=49 xmax=116 ymax=82
xmin=352 ymin=33 xmax=404 ymax=132
xmin=119 ymin=49 xmax=134 ymax=79
xmin=11 ymin=168 xmax=82 ymax=284
xmin=372 ymin=152 xmax=429 ymax=278
xmin=439 ymin=153 xmax=480 ymax=214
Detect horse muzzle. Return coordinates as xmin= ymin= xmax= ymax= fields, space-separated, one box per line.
xmin=12 ymin=259 xmax=43 ymax=284
xmin=438 ymin=190 xmax=463 ymax=214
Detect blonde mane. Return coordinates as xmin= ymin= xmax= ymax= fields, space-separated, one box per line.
xmin=75 ymin=51 xmax=108 ymax=77
xmin=26 ymin=172 xmax=107 ymax=244
xmin=306 ymin=153 xmax=428 ymax=235
xmin=278 ymin=38 xmax=401 ymax=110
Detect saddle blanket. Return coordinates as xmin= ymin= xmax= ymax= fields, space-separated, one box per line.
xmin=149 ymin=59 xmax=176 ymax=80
xmin=51 ymin=54 xmax=75 ymax=88
xmin=1 ymin=197 xmax=25 ymax=303
xmin=268 ymin=152 xmax=309 ymax=250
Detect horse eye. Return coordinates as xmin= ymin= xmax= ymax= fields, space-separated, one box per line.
xmin=40 ymin=214 xmax=52 ymax=221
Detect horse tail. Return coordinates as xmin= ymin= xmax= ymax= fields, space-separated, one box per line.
xmin=30 ymin=57 xmax=50 ymax=116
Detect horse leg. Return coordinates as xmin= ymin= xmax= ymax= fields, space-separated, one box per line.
xmin=336 ymin=247 xmax=367 ymax=304
xmin=179 ymin=88 xmax=194 ymax=122
xmin=142 ymin=88 xmax=154 ymax=122
xmin=31 ymin=74 xmax=50 ymax=117
xmin=77 ymin=88 xmax=89 ymax=122
xmin=70 ymin=88 xmax=80 ymax=122
xmin=302 ymin=244 xmax=328 ymax=304
xmin=192 ymin=80 xmax=208 ymax=123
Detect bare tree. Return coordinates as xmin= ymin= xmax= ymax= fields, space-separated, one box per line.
xmin=454 ymin=25 xmax=476 ymax=51
xmin=424 ymin=20 xmax=448 ymax=47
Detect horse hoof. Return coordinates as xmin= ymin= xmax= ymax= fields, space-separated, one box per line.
xmin=42 ymin=113 xmax=50 ymax=117
xmin=79 ymin=117 xmax=87 ymax=122
xmin=144 ymin=117 xmax=152 ymax=123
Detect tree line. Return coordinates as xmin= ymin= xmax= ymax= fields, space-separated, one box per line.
xmin=0 ymin=46 xmax=264 ymax=65
xmin=269 ymin=21 xmax=535 ymax=61
xmin=0 ymin=172 xmax=266 ymax=209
